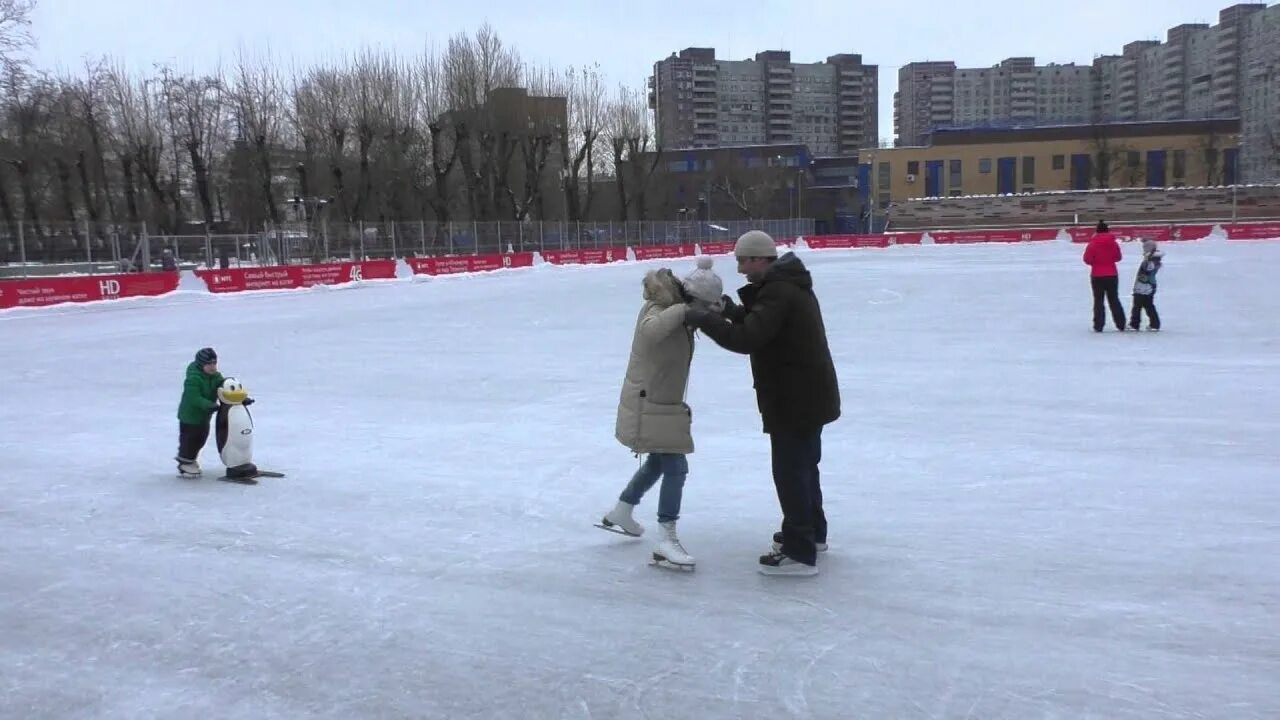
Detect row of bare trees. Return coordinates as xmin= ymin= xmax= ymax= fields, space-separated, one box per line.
xmin=1086 ymin=120 xmax=1233 ymax=189
xmin=0 ymin=19 xmax=664 ymax=243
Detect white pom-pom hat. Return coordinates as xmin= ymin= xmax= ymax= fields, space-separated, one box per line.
xmin=682 ymin=256 xmax=724 ymax=307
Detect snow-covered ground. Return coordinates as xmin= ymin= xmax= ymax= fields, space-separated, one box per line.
xmin=2 ymin=238 xmax=1278 ymax=719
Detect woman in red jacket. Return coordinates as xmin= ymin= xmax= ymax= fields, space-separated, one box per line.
xmin=1083 ymin=221 xmax=1128 ymax=332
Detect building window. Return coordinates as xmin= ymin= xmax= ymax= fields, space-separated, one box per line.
xmin=979 ymin=158 xmax=992 ymax=174
xmin=907 ymin=160 xmax=920 ymax=176
xmin=877 ymin=161 xmax=890 ymax=191
xmin=1173 ymin=149 xmax=1186 ymax=179
xmin=1128 ymin=151 xmax=1140 ymax=168
xmin=1052 ymin=154 xmax=1065 ymax=170
xmin=1022 ymin=156 xmax=1036 ymax=185
xmin=949 ymin=159 xmax=962 ymax=192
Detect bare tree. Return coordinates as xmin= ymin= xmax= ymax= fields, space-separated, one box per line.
xmin=66 ymin=61 xmax=118 ymax=230
xmin=556 ymin=64 xmax=604 ymax=223
xmin=378 ymin=54 xmax=422 ymax=223
xmin=607 ymin=84 xmax=661 ymax=222
xmin=1088 ymin=124 xmax=1135 ymax=190
xmin=419 ymin=46 xmax=458 ymax=224
xmin=311 ymin=64 xmax=352 ymax=221
xmin=1196 ymin=126 xmax=1229 ymax=186
xmin=343 ymin=49 xmax=396 ymax=222
xmin=0 ymin=0 xmax=35 ymax=75
xmin=106 ymin=62 xmax=176 ymax=231
xmin=0 ymin=66 xmax=49 ymax=240
xmin=286 ymin=64 xmax=322 ymax=220
xmin=442 ymin=24 xmax=522 ymax=221
xmin=163 ymin=68 xmax=225 ymax=226
xmin=709 ymin=164 xmax=791 ymax=220
xmin=232 ymin=49 xmax=285 ymax=226
xmin=47 ymin=79 xmax=87 ymax=243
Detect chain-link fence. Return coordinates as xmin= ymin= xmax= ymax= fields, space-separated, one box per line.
xmin=0 ymin=218 xmax=813 ymax=277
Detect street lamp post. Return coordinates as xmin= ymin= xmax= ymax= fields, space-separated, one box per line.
xmin=798 ymin=166 xmax=805 ymax=235
xmin=867 ymin=151 xmax=877 ymax=234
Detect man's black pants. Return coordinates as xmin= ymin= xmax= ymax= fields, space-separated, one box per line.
xmin=770 ymin=428 xmax=826 ymax=566
xmin=1091 ymin=276 xmax=1126 ymax=331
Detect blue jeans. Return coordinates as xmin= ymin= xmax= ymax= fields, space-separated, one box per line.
xmin=619 ymin=453 xmax=688 ymax=523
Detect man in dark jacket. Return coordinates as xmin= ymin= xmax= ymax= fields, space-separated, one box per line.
xmin=685 ymin=230 xmax=840 ymax=576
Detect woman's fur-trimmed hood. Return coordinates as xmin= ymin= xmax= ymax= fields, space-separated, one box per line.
xmin=643 ymin=268 xmax=683 ymax=307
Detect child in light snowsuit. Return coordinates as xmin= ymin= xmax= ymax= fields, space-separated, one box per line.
xmin=1129 ymin=238 xmax=1163 ymax=331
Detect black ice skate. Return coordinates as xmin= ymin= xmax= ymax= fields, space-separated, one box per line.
xmin=772 ymin=532 xmax=828 ymax=553
xmin=758 ymin=551 xmax=818 ymax=577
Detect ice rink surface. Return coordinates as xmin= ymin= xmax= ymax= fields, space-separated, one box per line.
xmin=2 ymin=238 xmax=1278 ymax=719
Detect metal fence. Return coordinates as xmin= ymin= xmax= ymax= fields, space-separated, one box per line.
xmin=0 ymin=218 xmax=813 ymax=276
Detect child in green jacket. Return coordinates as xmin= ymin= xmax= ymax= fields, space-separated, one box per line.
xmin=176 ymin=347 xmax=223 ymax=476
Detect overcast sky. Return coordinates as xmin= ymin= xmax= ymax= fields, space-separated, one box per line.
xmin=29 ymin=0 xmax=1234 ymax=143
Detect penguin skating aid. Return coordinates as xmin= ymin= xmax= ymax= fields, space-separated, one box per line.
xmin=213 ymin=377 xmax=286 ymax=484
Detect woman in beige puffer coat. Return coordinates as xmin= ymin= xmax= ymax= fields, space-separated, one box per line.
xmin=598 ymin=259 xmax=724 ymax=569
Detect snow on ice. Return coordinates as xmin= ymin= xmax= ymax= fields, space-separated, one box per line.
xmin=1 ymin=239 xmax=1278 ymax=719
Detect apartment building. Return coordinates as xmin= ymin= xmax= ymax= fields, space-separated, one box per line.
xmin=1088 ymin=3 xmax=1280 ymax=181
xmin=895 ymin=58 xmax=1097 ymax=146
xmin=894 ymin=4 xmax=1280 ymax=180
xmin=648 ymin=48 xmax=878 ymax=156
xmin=1241 ymin=5 xmax=1280 ymax=181
xmin=894 ymin=62 xmax=956 ymax=150
xmin=1090 ymin=6 xmax=1265 ymax=123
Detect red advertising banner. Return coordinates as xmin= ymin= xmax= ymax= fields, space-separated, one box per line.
xmin=1224 ymin=221 xmax=1280 ymax=240
xmin=407 ymin=253 xmax=534 ymax=275
xmin=540 ymin=247 xmax=628 ymax=265
xmin=697 ymin=238 xmax=791 ymax=255
xmin=195 ymin=260 xmax=396 ymax=294
xmin=1170 ymin=224 xmax=1215 ymax=241
xmin=0 ymin=271 xmax=179 ymax=309
xmin=888 ymin=233 xmax=925 ymax=245
xmin=632 ymin=244 xmax=697 ymax=261
xmin=804 ymin=235 xmax=891 ymax=249
xmin=698 ymin=241 xmax=737 ymax=255
xmin=931 ymin=228 xmax=1059 ymax=244
xmin=1068 ymin=225 xmax=1173 ymax=243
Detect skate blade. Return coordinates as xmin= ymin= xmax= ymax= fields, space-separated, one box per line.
xmin=757 ymin=564 xmax=818 ymax=577
xmin=772 ymin=542 xmax=830 ymax=553
xmin=650 ymin=553 xmax=695 ymax=571
xmin=216 ymin=475 xmax=259 ymax=485
xmin=594 ymin=522 xmax=641 ymax=537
